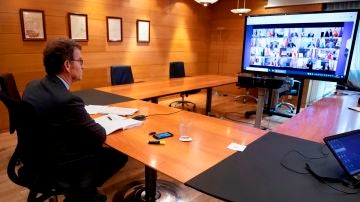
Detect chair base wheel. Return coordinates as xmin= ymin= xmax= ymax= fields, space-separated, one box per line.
xmin=234 ymin=95 xmax=258 ymax=103
xmin=169 ymin=101 xmax=196 ymax=112
xmin=112 ymin=179 xmax=185 ymax=202
xmin=275 ymin=102 xmax=295 ymax=114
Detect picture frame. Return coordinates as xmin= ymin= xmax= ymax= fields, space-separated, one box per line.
xmin=68 ymin=13 xmax=88 ymax=41
xmin=136 ymin=20 xmax=150 ymax=43
xmin=19 ymin=9 xmax=46 ymax=41
xmin=106 ymin=16 xmax=122 ymax=42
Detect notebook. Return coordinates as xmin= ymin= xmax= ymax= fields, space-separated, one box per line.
xmin=94 ymin=114 xmax=143 ymax=135
xmin=324 ymin=129 xmax=360 ymax=181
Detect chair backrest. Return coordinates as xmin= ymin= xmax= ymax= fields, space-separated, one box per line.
xmin=0 ymin=73 xmax=21 ymax=134
xmin=0 ymin=73 xmax=21 ymax=100
xmin=3 ymin=94 xmax=64 ymax=200
xmin=110 ymin=65 xmax=134 ymax=85
xmin=0 ymin=94 xmax=36 ymax=178
xmin=2 ymin=94 xmax=26 ymax=186
xmin=169 ymin=61 xmax=185 ymax=78
xmin=0 ymin=92 xmax=20 ymax=135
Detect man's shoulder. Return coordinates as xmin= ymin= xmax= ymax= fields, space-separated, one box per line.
xmin=24 ymin=76 xmax=81 ymax=103
xmin=25 ymin=76 xmax=59 ymax=88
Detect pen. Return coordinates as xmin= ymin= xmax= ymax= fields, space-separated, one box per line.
xmin=148 ymin=140 xmax=166 ymax=145
xmin=107 ymin=116 xmax=112 ymax=120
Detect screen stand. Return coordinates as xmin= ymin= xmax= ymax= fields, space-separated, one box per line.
xmin=295 ymin=78 xmax=305 ymax=114
xmin=255 ymin=88 xmax=266 ymax=129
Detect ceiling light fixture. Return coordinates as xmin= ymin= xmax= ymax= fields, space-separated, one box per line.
xmin=231 ymin=0 xmax=251 ymax=15
xmin=195 ymin=0 xmax=219 ymax=7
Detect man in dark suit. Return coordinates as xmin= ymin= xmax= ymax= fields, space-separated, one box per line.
xmin=22 ymin=38 xmax=128 ymax=202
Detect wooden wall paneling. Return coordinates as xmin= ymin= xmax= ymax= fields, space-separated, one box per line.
xmin=1 ymin=53 xmax=43 ymax=73
xmin=0 ymin=0 xmax=322 ymax=132
xmin=0 ymin=12 xmax=19 ymax=34
xmin=39 ymin=17 xmax=68 ymax=36
xmin=0 ymin=0 xmax=208 ymax=131
xmin=13 ymin=71 xmax=46 ymax=95
xmin=71 ymin=67 xmax=108 ymax=91
xmin=133 ymin=64 xmax=169 ymax=81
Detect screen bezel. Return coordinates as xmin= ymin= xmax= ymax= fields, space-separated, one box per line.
xmin=324 ymin=129 xmax=360 ymax=178
xmin=241 ymin=10 xmax=360 ymax=82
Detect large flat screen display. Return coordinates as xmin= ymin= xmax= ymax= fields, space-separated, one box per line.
xmin=242 ymin=10 xmax=359 ymax=82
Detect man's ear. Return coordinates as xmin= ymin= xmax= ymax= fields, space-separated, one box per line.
xmin=64 ymin=60 xmax=71 ymax=73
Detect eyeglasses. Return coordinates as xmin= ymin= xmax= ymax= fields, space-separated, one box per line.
xmin=71 ymin=58 xmax=84 ymax=65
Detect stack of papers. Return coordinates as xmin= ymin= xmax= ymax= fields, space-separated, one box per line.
xmin=85 ymin=105 xmax=138 ymax=116
xmin=94 ymin=114 xmax=144 ymax=135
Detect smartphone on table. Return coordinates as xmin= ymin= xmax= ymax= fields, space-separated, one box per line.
xmin=153 ymin=132 xmax=173 ymax=139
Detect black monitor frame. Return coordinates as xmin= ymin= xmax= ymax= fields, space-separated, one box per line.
xmin=241 ymin=10 xmax=360 ymax=82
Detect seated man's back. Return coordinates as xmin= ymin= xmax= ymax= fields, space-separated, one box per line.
xmin=21 ymin=38 xmax=128 ymax=202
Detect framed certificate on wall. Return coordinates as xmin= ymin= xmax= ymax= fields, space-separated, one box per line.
xmin=68 ymin=13 xmax=88 ymax=41
xmin=107 ymin=16 xmax=122 ymax=42
xmin=19 ymin=9 xmax=46 ymax=41
xmin=136 ymin=20 xmax=150 ymax=43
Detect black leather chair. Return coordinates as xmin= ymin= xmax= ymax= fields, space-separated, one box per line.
xmin=0 ymin=73 xmax=21 ymax=134
xmin=274 ymin=79 xmax=301 ymax=114
xmin=1 ymin=93 xmax=66 ymax=202
xmin=169 ymin=61 xmax=201 ymax=111
xmin=110 ymin=65 xmax=134 ymax=85
xmin=0 ymin=73 xmax=21 ymax=100
xmin=0 ymin=73 xmax=66 ymax=202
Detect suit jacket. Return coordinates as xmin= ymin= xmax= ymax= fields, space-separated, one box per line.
xmin=22 ymin=75 xmax=106 ymax=170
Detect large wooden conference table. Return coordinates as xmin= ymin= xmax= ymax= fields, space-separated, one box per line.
xmin=106 ymin=100 xmax=266 ymax=183
xmin=96 ymin=74 xmax=237 ymax=115
xmin=89 ymin=77 xmax=360 ymax=201
xmin=273 ymin=92 xmax=360 ymax=142
xmin=103 ymin=100 xmax=267 ymax=201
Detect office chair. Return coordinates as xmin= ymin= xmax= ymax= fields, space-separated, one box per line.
xmin=0 ymin=73 xmax=66 ymax=202
xmin=0 ymin=73 xmax=21 ymax=100
xmin=0 ymin=73 xmax=21 ymax=133
xmin=169 ymin=61 xmax=201 ymax=111
xmin=274 ymin=79 xmax=301 ymax=114
xmin=110 ymin=65 xmax=134 ymax=85
xmin=0 ymin=93 xmax=66 ymax=202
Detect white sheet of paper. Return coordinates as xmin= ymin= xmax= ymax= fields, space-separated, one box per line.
xmin=94 ymin=115 xmax=143 ymax=135
xmin=85 ymin=105 xmax=138 ymax=116
xmin=227 ymin=143 xmax=247 ymax=151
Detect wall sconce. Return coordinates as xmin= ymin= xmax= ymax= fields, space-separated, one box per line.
xmin=231 ymin=0 xmax=251 ymax=15
xmin=195 ymin=0 xmax=219 ymax=7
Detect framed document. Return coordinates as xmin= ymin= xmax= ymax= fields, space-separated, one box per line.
xmin=68 ymin=13 xmax=88 ymax=41
xmin=106 ymin=16 xmax=122 ymax=42
xmin=19 ymin=9 xmax=46 ymax=41
xmin=136 ymin=20 xmax=150 ymax=43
